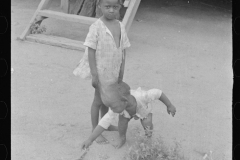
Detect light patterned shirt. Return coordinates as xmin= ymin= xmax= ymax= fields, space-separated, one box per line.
xmin=73 ymin=19 xmax=131 ymax=85
xmin=99 ymin=88 xmax=163 ymax=129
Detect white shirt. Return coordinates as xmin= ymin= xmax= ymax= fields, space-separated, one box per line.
xmin=73 ymin=19 xmax=130 ymax=85
xmin=98 ymin=87 xmax=162 ymax=129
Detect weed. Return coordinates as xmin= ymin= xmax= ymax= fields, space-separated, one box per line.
xmin=30 ymin=23 xmax=46 ymax=34
xmin=124 ymin=129 xmax=188 ymax=160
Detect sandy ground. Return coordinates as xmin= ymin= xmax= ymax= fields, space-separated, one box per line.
xmin=11 ymin=0 xmax=232 ymax=159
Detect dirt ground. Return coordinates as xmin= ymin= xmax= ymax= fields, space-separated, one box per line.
xmin=11 ymin=0 xmax=232 ymax=160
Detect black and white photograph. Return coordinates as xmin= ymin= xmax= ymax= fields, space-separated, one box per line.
xmin=11 ymin=0 xmax=232 ymax=159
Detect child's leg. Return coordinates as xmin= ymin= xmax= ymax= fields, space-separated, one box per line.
xmin=115 ymin=114 xmax=130 ymax=149
xmin=91 ymin=89 xmax=108 ymax=143
xmin=140 ymin=113 xmax=153 ymax=137
xmin=91 ymin=89 xmax=102 ymax=129
xmin=107 ymin=125 xmax=118 ymax=131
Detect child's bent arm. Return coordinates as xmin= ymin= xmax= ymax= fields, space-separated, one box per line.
xmin=146 ymin=89 xmax=176 ymax=116
xmin=159 ymin=93 xmax=176 ymax=117
xmin=115 ymin=114 xmax=130 ymax=149
xmin=159 ymin=93 xmax=172 ymax=107
xmin=118 ymin=114 xmax=129 ymax=138
xmin=88 ymin=47 xmax=98 ymax=76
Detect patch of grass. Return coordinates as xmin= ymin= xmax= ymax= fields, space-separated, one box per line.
xmin=124 ymin=129 xmax=188 ymax=160
xmin=30 ymin=23 xmax=46 ymax=34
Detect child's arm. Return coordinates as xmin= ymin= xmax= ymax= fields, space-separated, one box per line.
xmin=115 ymin=114 xmax=130 ymax=149
xmin=81 ymin=109 xmax=117 ymax=149
xmin=118 ymin=49 xmax=126 ymax=83
xmin=159 ymin=93 xmax=176 ymax=117
xmin=147 ymin=89 xmax=176 ymax=117
xmin=81 ymin=125 xmax=105 ymax=150
xmin=88 ymin=47 xmax=98 ymax=88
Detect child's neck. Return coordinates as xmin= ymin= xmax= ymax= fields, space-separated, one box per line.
xmin=100 ymin=16 xmax=117 ymax=24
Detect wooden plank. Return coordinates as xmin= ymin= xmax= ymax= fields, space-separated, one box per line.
xmin=18 ymin=0 xmax=52 ymax=40
xmin=37 ymin=10 xmax=97 ymax=25
xmin=61 ymin=0 xmax=70 ymax=13
xmin=26 ymin=34 xmax=85 ymax=51
xmin=122 ymin=0 xmax=141 ymax=33
xmin=123 ymin=0 xmax=131 ymax=7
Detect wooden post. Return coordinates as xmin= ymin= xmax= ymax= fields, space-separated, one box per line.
xmin=61 ymin=0 xmax=70 ymax=13
xmin=122 ymin=0 xmax=141 ymax=33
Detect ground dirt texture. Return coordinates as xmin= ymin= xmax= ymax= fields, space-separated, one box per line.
xmin=11 ymin=0 xmax=232 ymax=159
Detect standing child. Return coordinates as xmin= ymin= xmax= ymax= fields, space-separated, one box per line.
xmin=73 ymin=0 xmax=131 ymax=143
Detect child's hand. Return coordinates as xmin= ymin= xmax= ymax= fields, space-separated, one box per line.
xmin=114 ymin=136 xmax=126 ymax=149
xmin=92 ymin=75 xmax=99 ymax=88
xmin=167 ymin=104 xmax=176 ymax=117
xmin=81 ymin=139 xmax=92 ymax=150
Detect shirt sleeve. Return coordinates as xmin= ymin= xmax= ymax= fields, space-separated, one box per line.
xmin=146 ymin=89 xmax=163 ymax=102
xmin=98 ymin=108 xmax=117 ymax=129
xmin=119 ymin=110 xmax=131 ymax=119
xmin=83 ymin=23 xmax=98 ymax=50
xmin=121 ymin=24 xmax=131 ymax=49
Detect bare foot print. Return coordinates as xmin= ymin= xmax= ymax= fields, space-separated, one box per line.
xmin=95 ymin=134 xmax=109 ymax=144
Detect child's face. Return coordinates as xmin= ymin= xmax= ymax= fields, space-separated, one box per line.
xmin=98 ymin=0 xmax=121 ymax=20
xmin=111 ymin=100 xmax=127 ymax=113
xmin=125 ymin=95 xmax=137 ymax=115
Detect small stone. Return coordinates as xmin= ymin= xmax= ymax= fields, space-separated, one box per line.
xmin=203 ymin=153 xmax=208 ymax=159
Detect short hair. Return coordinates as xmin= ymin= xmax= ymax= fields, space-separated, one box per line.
xmin=100 ymin=81 xmax=130 ymax=110
xmin=97 ymin=0 xmax=123 ymax=5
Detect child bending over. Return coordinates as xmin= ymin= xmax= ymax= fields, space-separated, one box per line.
xmin=81 ymin=81 xmax=176 ymax=149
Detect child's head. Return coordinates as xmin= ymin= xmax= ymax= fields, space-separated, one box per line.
xmin=100 ymin=81 xmax=130 ymax=113
xmin=97 ymin=0 xmax=123 ymax=20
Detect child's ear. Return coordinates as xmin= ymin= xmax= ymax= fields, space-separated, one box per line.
xmin=121 ymin=96 xmax=128 ymax=104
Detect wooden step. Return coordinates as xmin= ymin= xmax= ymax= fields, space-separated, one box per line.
xmin=26 ymin=34 xmax=85 ymax=51
xmin=37 ymin=10 xmax=97 ymax=25
xmin=123 ymin=0 xmax=131 ymax=7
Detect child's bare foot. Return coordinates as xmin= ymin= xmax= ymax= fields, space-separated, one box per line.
xmin=107 ymin=125 xmax=118 ymax=131
xmin=114 ymin=136 xmax=126 ymax=149
xmin=95 ymin=134 xmax=109 ymax=144
xmin=145 ymin=126 xmax=153 ymax=138
xmin=145 ymin=131 xmax=153 ymax=138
